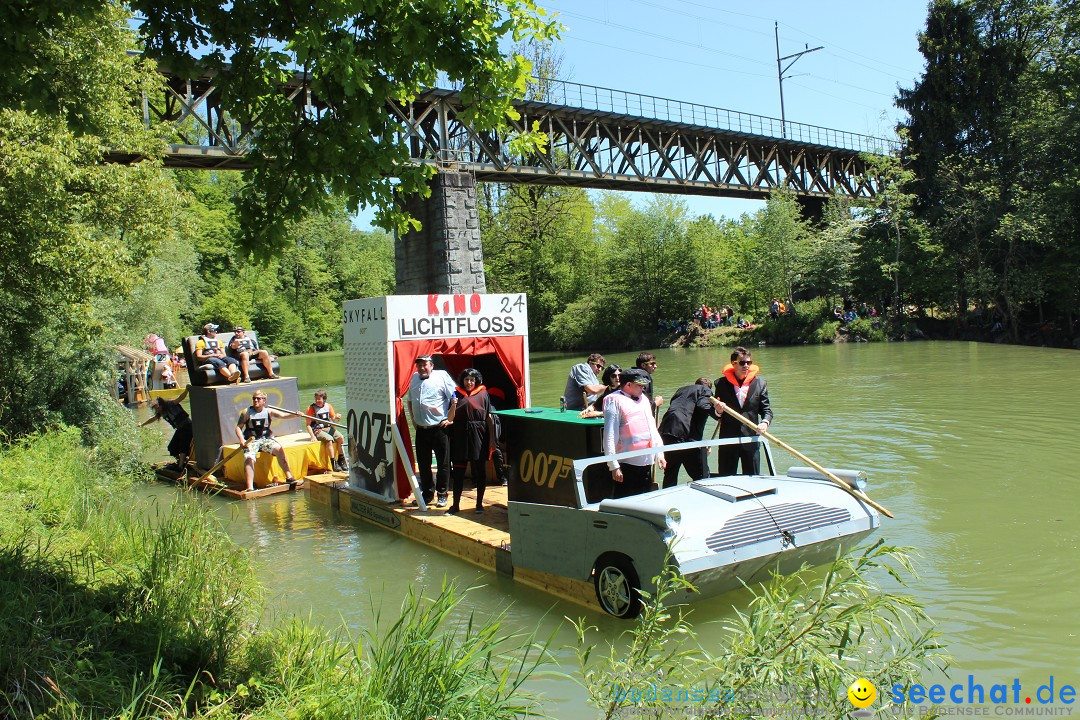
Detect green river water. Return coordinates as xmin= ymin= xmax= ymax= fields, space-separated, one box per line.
xmin=141 ymin=341 xmax=1080 ymax=714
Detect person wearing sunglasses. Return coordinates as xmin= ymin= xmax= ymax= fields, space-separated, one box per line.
xmin=562 ymin=353 xmax=607 ymax=411
xmin=713 ymin=346 xmax=773 ymax=476
xmin=634 ymin=351 xmax=664 ymax=414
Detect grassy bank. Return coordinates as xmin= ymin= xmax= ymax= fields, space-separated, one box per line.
xmin=0 ymin=417 xmax=545 ymax=719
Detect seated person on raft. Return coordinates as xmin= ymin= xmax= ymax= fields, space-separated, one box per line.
xmin=194 ymin=323 xmax=241 ymax=383
xmin=305 ymin=389 xmax=347 ymax=472
xmin=228 ymin=325 xmax=278 ymax=383
xmin=235 ymin=389 xmax=297 ymax=491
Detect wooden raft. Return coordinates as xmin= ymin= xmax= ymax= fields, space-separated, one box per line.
xmin=153 ymin=461 xmax=340 ymax=501
xmin=305 ymin=477 xmax=600 ymax=612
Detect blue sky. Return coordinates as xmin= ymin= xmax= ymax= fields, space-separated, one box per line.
xmin=356 ymin=1 xmax=930 ymax=229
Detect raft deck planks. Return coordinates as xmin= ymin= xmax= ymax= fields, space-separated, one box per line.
xmin=153 ymin=462 xmax=327 ymax=500
xmin=304 ymin=477 xmax=600 ymax=612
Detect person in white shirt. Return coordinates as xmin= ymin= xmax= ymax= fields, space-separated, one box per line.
xmin=405 ymin=355 xmax=457 ymax=507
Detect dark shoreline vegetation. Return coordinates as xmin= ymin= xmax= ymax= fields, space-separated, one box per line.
xmin=0 ymin=399 xmax=948 ymax=718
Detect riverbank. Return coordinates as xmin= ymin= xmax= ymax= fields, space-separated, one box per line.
xmin=667 ymin=306 xmax=1077 ymax=350
xmin=0 ymin=424 xmax=543 ymax=719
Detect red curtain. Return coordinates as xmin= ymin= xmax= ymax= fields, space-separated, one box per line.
xmin=391 ymin=336 xmax=525 ymax=496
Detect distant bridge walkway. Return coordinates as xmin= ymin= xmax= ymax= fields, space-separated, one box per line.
xmin=138 ymin=69 xmax=898 ymax=201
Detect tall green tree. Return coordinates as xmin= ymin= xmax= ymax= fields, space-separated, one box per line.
xmin=751 ymin=190 xmax=810 ymax=304
xmin=0 ymin=2 xmax=185 ymax=435
xmin=898 ymin=0 xmax=1074 ymax=335
xmin=129 ymin=0 xmax=561 ymax=256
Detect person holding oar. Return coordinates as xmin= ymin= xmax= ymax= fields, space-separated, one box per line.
xmin=305 ymin=389 xmax=347 ymax=472
xmin=713 ymin=346 xmax=773 ymax=476
xmin=235 ymin=389 xmax=297 ymax=491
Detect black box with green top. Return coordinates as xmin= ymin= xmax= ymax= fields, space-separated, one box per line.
xmin=496 ymin=408 xmax=608 ymax=507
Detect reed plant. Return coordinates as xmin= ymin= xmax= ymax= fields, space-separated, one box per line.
xmin=573 ymin=541 xmax=948 ymax=719
xmin=0 ymin=421 xmax=260 ymax=718
xmin=234 ymin=582 xmax=551 ymax=720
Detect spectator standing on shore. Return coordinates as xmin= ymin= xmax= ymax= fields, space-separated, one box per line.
xmin=406 ymin=355 xmax=457 ymax=507
xmin=563 ymin=353 xmax=606 ymax=411
xmin=658 ymin=378 xmax=724 ymax=488
xmin=603 ymin=369 xmax=666 ymax=498
xmin=713 ymin=347 xmax=773 ymax=476
xmin=634 ymin=352 xmax=664 ymax=413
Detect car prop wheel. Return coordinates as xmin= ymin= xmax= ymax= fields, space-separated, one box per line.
xmin=593 ymin=554 xmax=642 ymax=619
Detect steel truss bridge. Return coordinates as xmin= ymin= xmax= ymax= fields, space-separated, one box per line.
xmin=125 ymin=68 xmax=898 ymax=201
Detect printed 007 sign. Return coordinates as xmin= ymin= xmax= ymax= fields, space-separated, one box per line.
xmin=342 ymin=294 xmax=530 ymax=503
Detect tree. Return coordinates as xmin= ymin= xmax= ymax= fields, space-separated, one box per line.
xmin=0 ymin=2 xmax=187 ymax=435
xmin=130 ymin=0 xmax=562 ymax=257
xmin=897 ymin=0 xmax=1074 ymax=335
xmin=751 ymin=190 xmax=810 ymax=304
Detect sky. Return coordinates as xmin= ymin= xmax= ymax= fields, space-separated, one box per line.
xmin=355 ymin=1 xmax=931 ymax=229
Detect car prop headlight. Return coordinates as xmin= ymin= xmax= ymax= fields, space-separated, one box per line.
xmin=665 ymin=508 xmax=682 ymax=533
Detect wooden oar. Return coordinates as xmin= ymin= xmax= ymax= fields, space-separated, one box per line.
xmin=717 ymin=405 xmax=894 ymax=518
xmin=267 ymin=404 xmax=348 ymax=431
xmin=195 ymin=446 xmax=244 ymax=485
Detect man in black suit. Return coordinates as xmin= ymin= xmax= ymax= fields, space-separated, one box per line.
xmin=713 ymin=346 xmax=773 ymax=475
xmin=658 ymin=377 xmax=724 ymax=487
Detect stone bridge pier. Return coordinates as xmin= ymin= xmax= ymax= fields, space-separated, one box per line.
xmin=395 ymin=171 xmax=486 ymax=294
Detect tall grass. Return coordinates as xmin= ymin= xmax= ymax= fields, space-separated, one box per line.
xmin=0 ymin=424 xmax=260 ymax=717
xmin=573 ymin=541 xmax=949 ymax=719
xmin=237 ymin=584 xmax=551 ymax=720
xmin=0 ymin=415 xmax=551 ymax=719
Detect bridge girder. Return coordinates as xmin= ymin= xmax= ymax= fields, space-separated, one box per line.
xmin=112 ymin=71 xmax=885 ymax=201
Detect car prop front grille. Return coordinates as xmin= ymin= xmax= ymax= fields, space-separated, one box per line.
xmin=705 ymin=502 xmax=851 ymax=553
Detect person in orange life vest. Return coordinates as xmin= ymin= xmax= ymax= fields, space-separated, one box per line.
xmin=603 ymin=368 xmax=666 ymax=499
xmin=713 ymin=346 xmax=773 ymax=476
xmin=448 ymin=368 xmax=495 ymax=515
xmin=305 ymin=389 xmax=346 ymax=472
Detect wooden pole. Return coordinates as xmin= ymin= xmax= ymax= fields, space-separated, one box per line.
xmin=195 ymin=446 xmax=244 ymax=485
xmin=717 ymin=405 xmax=894 ymax=518
xmin=267 ymin=404 xmax=349 ymax=431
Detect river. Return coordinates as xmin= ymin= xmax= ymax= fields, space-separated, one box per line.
xmin=141 ymin=341 xmax=1080 ymax=714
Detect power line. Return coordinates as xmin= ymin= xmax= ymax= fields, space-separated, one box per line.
xmin=563 ymin=35 xmax=773 ymax=80
xmin=554 ymin=7 xmax=772 ymax=68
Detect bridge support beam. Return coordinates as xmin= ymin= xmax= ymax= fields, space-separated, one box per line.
xmin=395 ymin=171 xmax=487 ymax=294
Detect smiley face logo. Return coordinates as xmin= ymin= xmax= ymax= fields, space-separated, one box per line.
xmin=847 ymin=678 xmax=877 ymax=708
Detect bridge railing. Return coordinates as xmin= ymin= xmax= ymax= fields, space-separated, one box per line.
xmin=437 ymin=76 xmax=898 ymax=155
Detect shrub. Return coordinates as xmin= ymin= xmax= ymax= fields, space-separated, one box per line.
xmin=573 ymin=542 xmax=948 ymax=719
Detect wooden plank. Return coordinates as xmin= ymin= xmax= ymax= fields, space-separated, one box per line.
xmin=151 ymin=461 xmax=303 ymax=501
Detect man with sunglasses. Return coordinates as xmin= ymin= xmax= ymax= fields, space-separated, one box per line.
xmin=713 ymin=346 xmax=773 ymax=476
xmin=562 ymin=353 xmax=607 ymax=411
xmin=634 ymin=351 xmax=664 ymax=413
